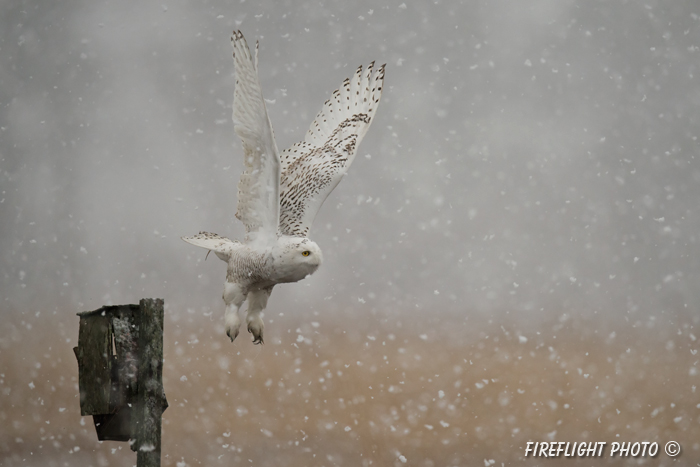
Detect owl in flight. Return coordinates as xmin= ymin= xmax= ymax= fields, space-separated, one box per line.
xmin=182 ymin=31 xmax=385 ymax=344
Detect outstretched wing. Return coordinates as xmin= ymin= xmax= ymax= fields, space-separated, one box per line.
xmin=181 ymin=231 xmax=238 ymax=261
xmin=278 ymin=62 xmax=385 ymax=237
xmin=231 ymin=30 xmax=280 ymax=246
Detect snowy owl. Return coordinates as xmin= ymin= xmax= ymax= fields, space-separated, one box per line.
xmin=182 ymin=31 xmax=385 ymax=344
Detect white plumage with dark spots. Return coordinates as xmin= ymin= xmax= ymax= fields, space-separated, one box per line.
xmin=182 ymin=30 xmax=385 ymax=344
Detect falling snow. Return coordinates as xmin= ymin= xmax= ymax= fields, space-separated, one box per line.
xmin=2 ymin=1 xmax=700 ymax=466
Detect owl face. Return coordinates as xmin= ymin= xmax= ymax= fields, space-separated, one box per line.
xmin=272 ymin=236 xmax=323 ymax=283
xmin=295 ymin=238 xmax=322 ymax=260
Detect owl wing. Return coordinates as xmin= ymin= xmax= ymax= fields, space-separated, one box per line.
xmin=181 ymin=231 xmax=238 ymax=261
xmin=278 ymin=62 xmax=385 ymax=237
xmin=231 ymin=30 xmax=281 ymax=246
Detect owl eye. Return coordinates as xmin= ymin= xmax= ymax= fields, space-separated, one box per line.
xmin=302 ymin=251 xmax=311 ymax=257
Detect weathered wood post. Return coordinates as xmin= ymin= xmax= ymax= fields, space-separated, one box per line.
xmin=133 ymin=298 xmax=166 ymax=466
xmin=74 ymin=298 xmax=167 ymax=467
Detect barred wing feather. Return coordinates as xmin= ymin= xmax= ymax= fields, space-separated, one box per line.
xmin=231 ymin=30 xmax=281 ymax=246
xmin=278 ymin=63 xmax=385 ymax=237
xmin=181 ymin=231 xmax=238 ymax=261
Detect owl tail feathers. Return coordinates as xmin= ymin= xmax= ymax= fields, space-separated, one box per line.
xmin=181 ymin=231 xmax=238 ymax=262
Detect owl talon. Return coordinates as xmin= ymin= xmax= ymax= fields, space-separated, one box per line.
xmin=224 ymin=301 xmax=242 ymax=343
xmin=226 ymin=325 xmax=240 ymax=342
xmin=248 ymin=324 xmax=264 ymax=345
xmin=247 ymin=314 xmax=264 ymax=345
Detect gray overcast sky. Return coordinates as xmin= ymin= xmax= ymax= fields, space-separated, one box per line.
xmin=2 ymin=0 xmax=700 ymax=329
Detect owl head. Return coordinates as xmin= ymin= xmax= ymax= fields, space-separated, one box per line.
xmin=272 ymin=236 xmax=323 ymax=283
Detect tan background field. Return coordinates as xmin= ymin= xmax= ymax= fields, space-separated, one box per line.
xmin=2 ymin=308 xmax=698 ymax=466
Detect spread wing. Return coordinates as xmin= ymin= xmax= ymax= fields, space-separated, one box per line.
xmin=278 ymin=62 xmax=385 ymax=237
xmin=181 ymin=231 xmax=238 ymax=261
xmin=231 ymin=30 xmax=281 ymax=246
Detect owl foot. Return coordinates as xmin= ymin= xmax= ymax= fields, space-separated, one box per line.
xmin=247 ymin=315 xmax=264 ymax=345
xmin=225 ymin=309 xmax=241 ymax=343
xmin=250 ymin=333 xmax=264 ymax=345
xmin=226 ymin=324 xmax=240 ymax=342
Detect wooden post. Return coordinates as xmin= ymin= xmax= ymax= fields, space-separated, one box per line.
xmin=132 ymin=298 xmax=165 ymax=467
xmin=74 ymin=299 xmax=167 ymax=467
